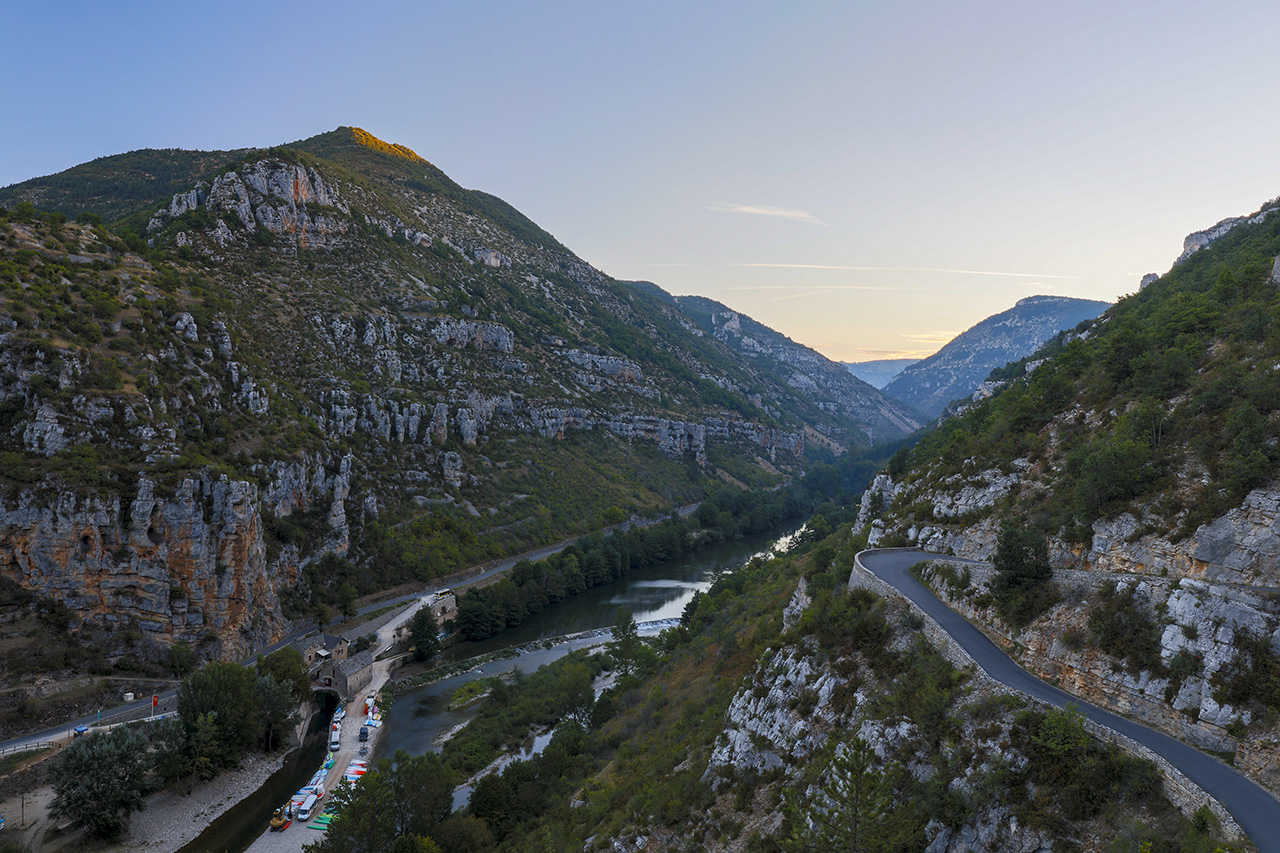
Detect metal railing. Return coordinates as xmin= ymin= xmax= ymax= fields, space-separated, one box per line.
xmin=0 ymin=741 xmax=57 ymax=757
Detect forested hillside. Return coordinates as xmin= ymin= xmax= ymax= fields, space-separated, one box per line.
xmin=854 ymin=195 xmax=1280 ymax=806
xmin=0 ymin=127 xmax=919 ymax=678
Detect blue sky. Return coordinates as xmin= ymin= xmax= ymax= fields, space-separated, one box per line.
xmin=5 ymin=1 xmax=1280 ymax=361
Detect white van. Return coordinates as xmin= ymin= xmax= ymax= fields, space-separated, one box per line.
xmin=329 ymin=724 xmax=341 ymax=751
xmin=297 ymin=793 xmax=318 ymax=822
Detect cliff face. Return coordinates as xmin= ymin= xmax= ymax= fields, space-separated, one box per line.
xmin=0 ymin=464 xmax=356 ymax=660
xmin=674 ymin=295 xmax=925 ymax=442
xmin=912 ymin=558 xmax=1280 ymax=795
xmin=861 ymin=466 xmax=1280 ymax=793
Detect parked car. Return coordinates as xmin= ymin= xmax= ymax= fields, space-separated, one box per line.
xmin=359 ymin=726 xmax=369 ymax=742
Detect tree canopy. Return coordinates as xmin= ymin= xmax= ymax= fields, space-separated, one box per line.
xmin=49 ymin=726 xmax=151 ymax=840
xmin=304 ymin=749 xmax=455 ymax=853
xmin=409 ymin=604 xmax=439 ymax=663
xmin=990 ymin=520 xmax=1057 ymax=629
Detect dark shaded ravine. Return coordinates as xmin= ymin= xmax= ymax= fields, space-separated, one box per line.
xmin=858 ymin=548 xmax=1280 ymax=853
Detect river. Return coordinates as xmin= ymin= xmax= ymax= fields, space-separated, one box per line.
xmin=376 ymin=523 xmax=802 ymax=759
xmin=188 ymin=522 xmax=801 ymax=852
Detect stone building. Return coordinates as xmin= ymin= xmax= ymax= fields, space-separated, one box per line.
xmin=291 ymin=633 xmax=350 ymax=670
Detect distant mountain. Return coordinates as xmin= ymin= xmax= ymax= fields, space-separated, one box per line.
xmin=844 ymin=358 xmax=917 ymax=389
xmin=672 ymin=295 xmax=925 ymax=443
xmin=881 ymin=295 xmax=1111 ymax=417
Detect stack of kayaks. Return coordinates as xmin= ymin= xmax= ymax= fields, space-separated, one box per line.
xmin=308 ymin=810 xmax=335 ymax=831
xmin=342 ymin=758 xmax=368 ymax=784
xmin=307 ymin=769 xmax=328 ymax=793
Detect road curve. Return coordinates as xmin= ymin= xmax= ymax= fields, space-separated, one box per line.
xmin=857 ymin=548 xmax=1280 ymax=853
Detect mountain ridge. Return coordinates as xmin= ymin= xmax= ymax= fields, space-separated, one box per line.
xmin=881 ymin=293 xmax=1111 ymax=417
xmin=0 ymin=127 xmax=918 ymax=668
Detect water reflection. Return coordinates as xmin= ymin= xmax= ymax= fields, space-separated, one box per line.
xmin=379 ymin=522 xmax=801 ymax=761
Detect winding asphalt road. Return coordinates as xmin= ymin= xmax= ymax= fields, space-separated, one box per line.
xmin=857 ymin=549 xmax=1280 ymax=852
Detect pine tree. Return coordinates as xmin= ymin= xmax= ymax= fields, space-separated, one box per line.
xmin=785 ymin=738 xmax=914 ymax=851
xmin=409 ymin=604 xmax=440 ymax=663
xmin=608 ymin=606 xmax=640 ymax=676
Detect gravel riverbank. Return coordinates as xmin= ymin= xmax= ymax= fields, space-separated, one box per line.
xmin=123 ymin=751 xmax=290 ymax=851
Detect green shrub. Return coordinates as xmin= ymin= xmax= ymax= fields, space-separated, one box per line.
xmin=1088 ymin=582 xmax=1165 ymax=676
xmin=990 ymin=521 xmax=1058 ymax=629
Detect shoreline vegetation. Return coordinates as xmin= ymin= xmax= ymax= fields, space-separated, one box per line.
xmin=452 ymin=477 xmax=840 ymax=642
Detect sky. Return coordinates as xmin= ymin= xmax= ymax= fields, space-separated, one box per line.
xmin=5 ymin=0 xmax=1280 ymax=362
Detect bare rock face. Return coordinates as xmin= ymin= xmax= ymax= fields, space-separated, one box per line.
xmin=428 ymin=318 xmax=514 ymax=353
xmin=925 ymin=809 xmax=1052 ymax=853
xmin=1057 ymin=488 xmax=1280 ymax=588
xmin=914 ymin=562 xmax=1267 ymax=750
xmin=1187 ymin=488 xmax=1280 ymax=585
xmin=149 ymin=159 xmax=353 ymax=252
xmin=855 ymin=474 xmax=897 ymax=531
xmin=442 ymin=451 xmax=464 ymax=487
xmin=929 ymin=467 xmax=1021 ymax=520
xmin=708 ymin=644 xmax=853 ymax=777
xmin=1174 ymin=205 xmax=1278 ymax=266
xmin=0 ymin=475 xmax=291 ymax=660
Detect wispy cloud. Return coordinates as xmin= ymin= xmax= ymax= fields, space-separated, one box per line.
xmin=732 ymin=263 xmax=1080 ymax=279
xmin=724 ymin=284 xmax=963 ymax=300
xmin=852 ymin=348 xmax=933 ymax=359
xmin=706 ymin=203 xmax=825 ymax=225
xmin=904 ymin=331 xmax=958 ymax=345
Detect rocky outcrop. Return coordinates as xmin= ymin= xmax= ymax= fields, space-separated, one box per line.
xmin=709 ymin=581 xmax=1062 ymax=851
xmin=563 ymin=349 xmax=643 ymax=382
xmin=675 ymin=296 xmax=926 ymax=443
xmin=149 ymin=159 xmax=353 ymax=252
xmin=1187 ymin=488 xmax=1280 ymax=585
xmin=857 ymin=560 xmax=1248 ymax=838
xmin=1174 ymin=204 xmax=1279 ymax=266
xmin=913 ymin=559 xmax=1278 ymax=757
xmin=427 ymin=318 xmax=514 ymax=353
xmin=0 ymin=476 xmax=291 ymax=660
xmin=855 ymin=474 xmax=897 ymax=532
xmin=927 ymin=466 xmax=1022 ymax=520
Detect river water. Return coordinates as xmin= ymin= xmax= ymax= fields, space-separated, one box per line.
xmin=376 ymin=523 xmax=802 ymax=759
xmin=191 ymin=522 xmax=800 ymax=851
